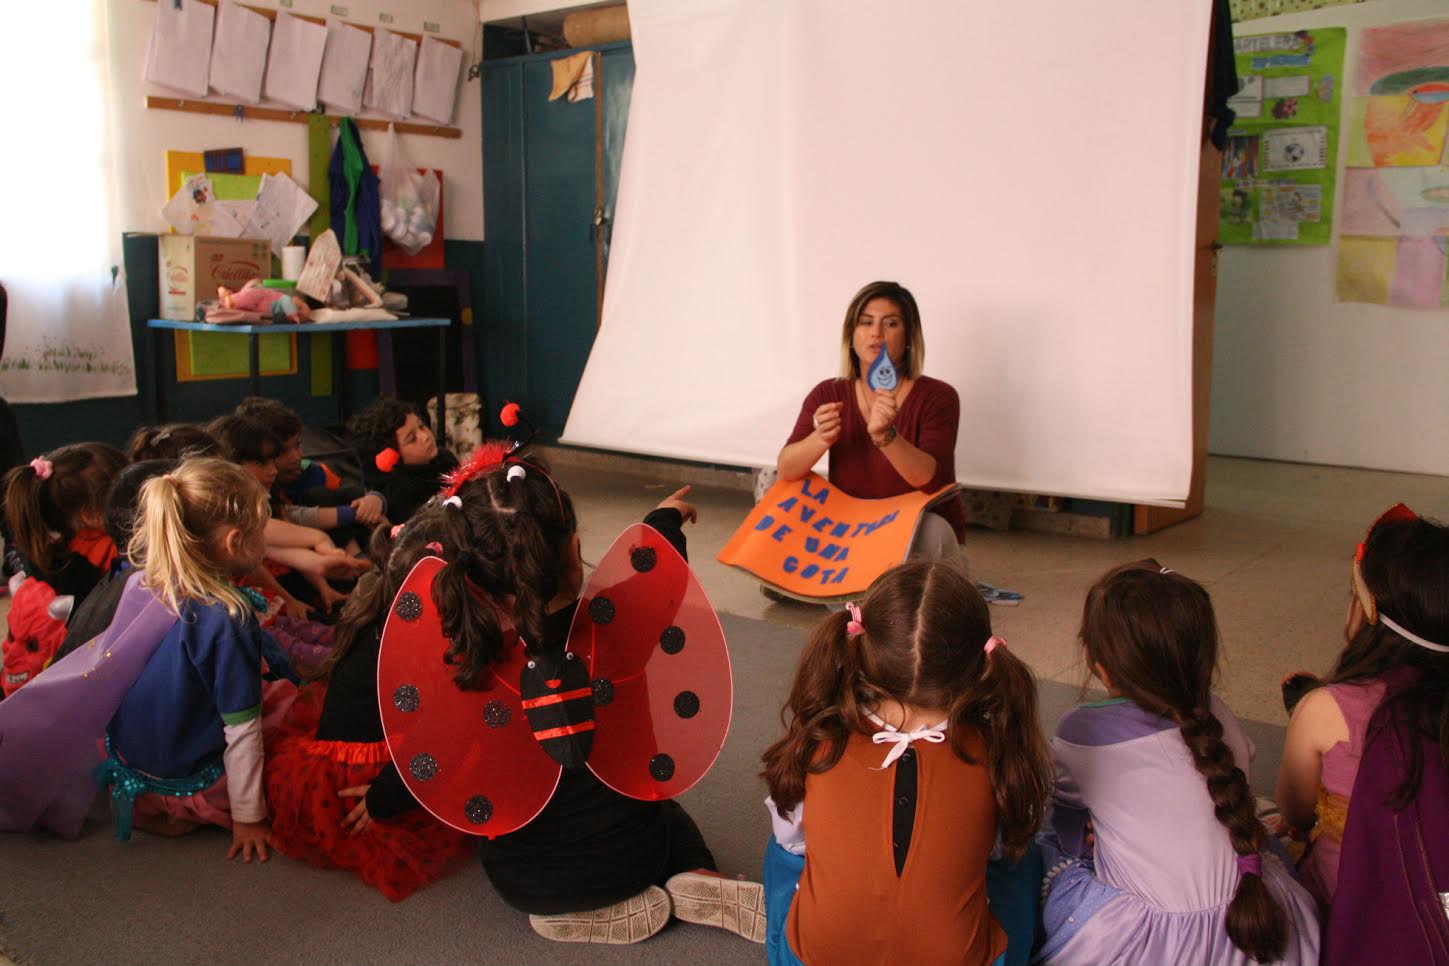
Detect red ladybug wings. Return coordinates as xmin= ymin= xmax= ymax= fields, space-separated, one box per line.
xmin=378 ymin=524 xmax=732 ymax=836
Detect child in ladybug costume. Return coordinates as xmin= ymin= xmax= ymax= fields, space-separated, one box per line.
xmin=376 ymin=443 xmax=765 ymax=944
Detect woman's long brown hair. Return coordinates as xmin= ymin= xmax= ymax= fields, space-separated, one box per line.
xmin=761 ymin=560 xmax=1051 ymax=862
xmin=1081 ymin=561 xmax=1287 ymax=963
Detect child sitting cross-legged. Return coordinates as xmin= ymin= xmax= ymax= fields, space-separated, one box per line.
xmin=760 ymin=561 xmax=1051 ymax=966
xmin=234 ymin=396 xmax=387 ymax=548
xmin=0 ymin=459 xmax=296 ymax=855
xmin=1274 ymin=505 xmax=1449 ymax=964
xmin=1036 ymin=560 xmax=1321 ymax=966
xmin=207 ymin=414 xmax=370 ymax=620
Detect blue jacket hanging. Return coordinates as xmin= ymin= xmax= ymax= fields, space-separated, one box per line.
xmin=328 ymin=118 xmax=383 ymax=278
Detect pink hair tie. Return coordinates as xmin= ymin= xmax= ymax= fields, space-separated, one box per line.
xmin=425 ymin=542 xmax=444 ymax=555
xmin=390 ymin=524 xmax=405 ymax=539
xmin=845 ymin=602 xmax=865 ymax=638
xmin=984 ymin=636 xmax=1006 ymax=657
xmin=1236 ymin=853 xmax=1262 ymax=877
xmin=29 ymin=458 xmax=52 ymax=481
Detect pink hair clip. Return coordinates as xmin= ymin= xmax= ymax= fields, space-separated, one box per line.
xmin=984 ymin=636 xmax=1006 ymax=657
xmin=390 ymin=524 xmax=405 ymax=539
xmin=845 ymin=601 xmax=865 ymax=638
xmin=425 ymin=541 xmax=444 ymax=555
xmin=28 ymin=457 xmax=52 ymax=481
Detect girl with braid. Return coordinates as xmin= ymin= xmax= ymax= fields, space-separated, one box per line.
xmin=1037 ymin=560 xmax=1319 ymax=965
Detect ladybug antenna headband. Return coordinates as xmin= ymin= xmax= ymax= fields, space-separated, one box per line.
xmin=1353 ymin=503 xmax=1449 ymax=654
xmin=441 ymin=404 xmax=568 ymax=521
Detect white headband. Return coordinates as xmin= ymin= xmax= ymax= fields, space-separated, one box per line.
xmin=1379 ymin=613 xmax=1449 ymax=654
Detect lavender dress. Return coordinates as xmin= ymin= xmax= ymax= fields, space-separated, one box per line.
xmin=1036 ymin=697 xmax=1321 ymax=966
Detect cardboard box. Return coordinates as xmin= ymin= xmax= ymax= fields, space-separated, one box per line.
xmin=158 ymin=235 xmax=272 ymax=321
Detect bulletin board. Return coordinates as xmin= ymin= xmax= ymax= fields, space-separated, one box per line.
xmin=1220 ymin=28 xmax=1346 ymax=246
xmin=166 ymin=150 xmax=298 ymax=381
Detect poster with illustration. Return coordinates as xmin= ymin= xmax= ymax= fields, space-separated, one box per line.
xmin=1221 ymin=27 xmax=1345 ymax=246
xmin=1335 ymin=16 xmax=1449 ymax=309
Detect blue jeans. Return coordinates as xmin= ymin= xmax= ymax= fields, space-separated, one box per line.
xmin=763 ymin=836 xmax=1037 ymax=966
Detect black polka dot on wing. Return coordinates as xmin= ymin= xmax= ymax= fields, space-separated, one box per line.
xmin=395 ymin=591 xmax=423 ymax=622
xmin=630 ymin=546 xmax=657 ymax=573
xmin=649 ymin=753 xmax=675 ymax=782
xmin=483 ymin=700 xmax=511 ymax=728
xmin=392 ymin=684 xmax=420 ymax=713
xmin=464 ymin=796 xmax=493 ymax=825
xmin=659 ymin=626 xmax=685 ymax=654
xmin=409 ymin=753 xmax=438 ymax=782
xmin=589 ymin=596 xmax=615 ymax=624
xmin=592 ymin=678 xmax=615 ymax=706
xmin=673 ymin=691 xmax=700 ymax=719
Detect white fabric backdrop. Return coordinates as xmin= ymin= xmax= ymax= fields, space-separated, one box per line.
xmin=563 ymin=0 xmax=1208 ymax=505
xmin=0 ymin=0 xmax=136 ymax=403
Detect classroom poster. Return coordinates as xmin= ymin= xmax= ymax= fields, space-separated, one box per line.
xmin=1335 ymin=17 xmax=1449 ymax=309
xmin=717 ymin=474 xmax=961 ymax=601
xmin=1221 ymin=28 xmax=1345 ymax=246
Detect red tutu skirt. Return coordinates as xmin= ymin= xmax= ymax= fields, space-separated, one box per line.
xmin=265 ymin=686 xmax=474 ymax=901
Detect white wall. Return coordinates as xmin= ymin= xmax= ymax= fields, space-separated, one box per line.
xmin=477 ymin=0 xmax=611 ymax=23
xmin=108 ymin=0 xmax=483 ymax=240
xmin=1211 ymin=0 xmax=1449 ymax=476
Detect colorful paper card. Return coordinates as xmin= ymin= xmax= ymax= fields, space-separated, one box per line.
xmin=1221 ymin=28 xmax=1346 ymax=246
xmin=717 ymin=474 xmax=961 ymax=601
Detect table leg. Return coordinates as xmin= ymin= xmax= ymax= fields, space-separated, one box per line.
xmin=436 ymin=326 xmax=447 ymax=449
xmin=152 ymin=329 xmax=168 ymax=423
xmin=249 ymin=335 xmax=261 ymax=397
xmin=332 ymin=332 xmax=346 ymax=429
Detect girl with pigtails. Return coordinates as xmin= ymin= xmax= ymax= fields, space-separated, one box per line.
xmin=377 ymin=449 xmax=764 ymax=946
xmin=1036 ymin=561 xmax=1320 ymax=965
xmin=3 ymin=442 xmax=127 ymax=603
xmin=0 ymin=459 xmax=295 ymax=862
xmin=760 ymin=560 xmax=1052 ymax=966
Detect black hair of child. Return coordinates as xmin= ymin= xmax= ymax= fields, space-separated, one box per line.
xmin=345 ymin=397 xmax=415 ymax=464
xmin=206 ymin=414 xmax=278 ymax=465
xmin=236 ymin=397 xmax=303 ymax=445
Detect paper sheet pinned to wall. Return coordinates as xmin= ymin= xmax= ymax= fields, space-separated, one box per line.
xmin=412 ymin=37 xmax=464 ymax=124
xmin=161 ymin=174 xmax=248 ymax=238
xmin=363 ymin=29 xmax=417 ymax=119
xmin=143 ymin=0 xmax=214 ymax=97
xmin=242 ymin=173 xmax=318 ymax=256
xmin=318 ymin=19 xmax=373 ymax=114
xmin=209 ymin=0 xmax=272 ymax=104
xmin=264 ymin=12 xmax=327 ymax=110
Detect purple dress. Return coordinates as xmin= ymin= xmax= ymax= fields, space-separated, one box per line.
xmin=1036 ymin=697 xmax=1321 ymax=966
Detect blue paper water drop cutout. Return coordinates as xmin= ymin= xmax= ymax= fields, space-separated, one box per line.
xmin=866 ymin=343 xmax=898 ymax=391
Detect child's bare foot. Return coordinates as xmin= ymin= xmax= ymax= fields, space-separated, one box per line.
xmin=132 ymin=812 xmax=199 ymax=837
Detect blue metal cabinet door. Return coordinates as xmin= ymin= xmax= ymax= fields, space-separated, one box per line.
xmin=482 ymin=62 xmax=528 ymax=414
xmin=522 ymin=57 xmax=599 ymax=437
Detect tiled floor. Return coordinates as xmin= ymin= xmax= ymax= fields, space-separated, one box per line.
xmin=556 ymin=454 xmax=1447 ymax=727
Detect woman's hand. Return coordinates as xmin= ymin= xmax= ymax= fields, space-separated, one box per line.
xmin=227 ymin=819 xmax=272 ymax=862
xmin=812 ymin=402 xmax=843 ymax=447
xmin=656 ymin=485 xmax=698 ymax=524
xmin=338 ymin=785 xmax=373 ymax=835
xmin=865 ymin=389 xmax=897 ymax=440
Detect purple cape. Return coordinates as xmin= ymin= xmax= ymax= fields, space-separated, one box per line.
xmin=0 ymin=573 xmax=179 ymax=838
xmin=1326 ymin=671 xmax=1449 ymax=965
